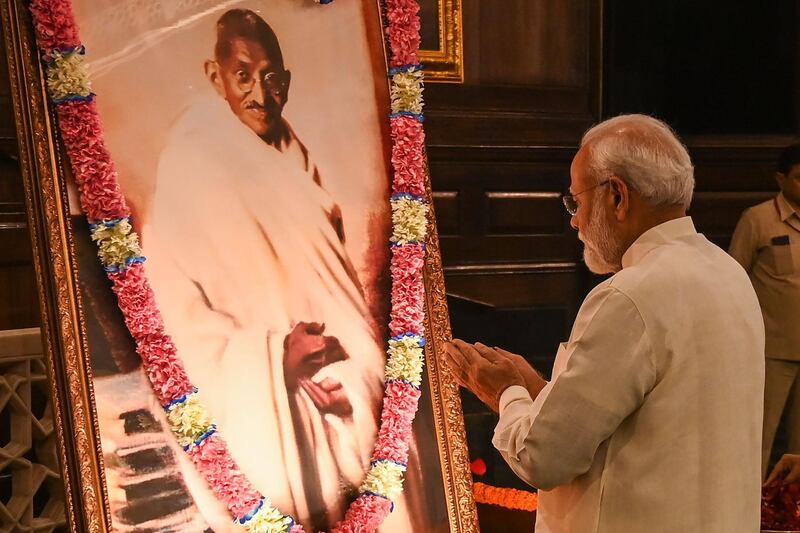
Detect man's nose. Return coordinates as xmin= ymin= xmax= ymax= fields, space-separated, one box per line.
xmin=570 ymin=214 xmax=578 ymax=231
xmin=250 ymin=78 xmax=266 ymax=105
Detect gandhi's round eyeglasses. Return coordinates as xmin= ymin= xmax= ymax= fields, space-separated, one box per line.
xmin=561 ymin=180 xmax=610 ymax=216
xmin=236 ymin=70 xmax=288 ymax=95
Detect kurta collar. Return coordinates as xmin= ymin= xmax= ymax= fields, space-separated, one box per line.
xmin=621 ymin=216 xmax=697 ymax=269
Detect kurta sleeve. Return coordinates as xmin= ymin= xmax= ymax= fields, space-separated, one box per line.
xmin=492 ymin=286 xmax=655 ymax=490
xmin=728 ymin=211 xmax=759 ymax=272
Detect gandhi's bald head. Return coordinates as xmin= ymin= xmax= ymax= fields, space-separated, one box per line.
xmin=214 ymin=9 xmax=283 ymax=67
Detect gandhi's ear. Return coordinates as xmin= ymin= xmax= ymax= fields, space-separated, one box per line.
xmin=204 ymin=60 xmax=225 ymax=97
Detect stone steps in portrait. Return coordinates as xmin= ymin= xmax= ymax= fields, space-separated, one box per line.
xmin=108 ymin=406 xmax=212 ymax=532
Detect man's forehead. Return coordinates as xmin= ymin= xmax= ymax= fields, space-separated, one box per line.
xmin=569 ymin=146 xmax=590 ymax=188
xmin=223 ymin=37 xmax=275 ymax=64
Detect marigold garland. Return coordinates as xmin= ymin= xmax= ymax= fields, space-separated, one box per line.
xmin=28 ymin=0 xmax=429 ymax=531
xmin=472 ymin=482 xmax=539 ymax=513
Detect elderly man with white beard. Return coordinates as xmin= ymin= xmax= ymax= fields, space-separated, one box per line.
xmin=444 ymin=114 xmax=765 ymax=532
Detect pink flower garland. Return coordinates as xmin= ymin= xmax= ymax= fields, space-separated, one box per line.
xmin=56 ymin=99 xmax=130 ymax=221
xmin=390 ymin=116 xmax=427 ymax=199
xmin=385 ymin=0 xmax=421 ymax=68
xmin=28 ymin=0 xmax=428 ymax=531
xmin=107 ymin=264 xmax=193 ymax=403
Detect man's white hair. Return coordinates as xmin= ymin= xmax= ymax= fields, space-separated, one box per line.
xmin=581 ymin=114 xmax=695 ymax=209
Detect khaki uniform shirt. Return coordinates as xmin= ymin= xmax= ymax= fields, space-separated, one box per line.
xmin=493 ymin=217 xmax=764 ymax=533
xmin=729 ymin=193 xmax=800 ymax=361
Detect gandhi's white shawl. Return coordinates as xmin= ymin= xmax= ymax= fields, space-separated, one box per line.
xmin=142 ymin=95 xmax=394 ymax=531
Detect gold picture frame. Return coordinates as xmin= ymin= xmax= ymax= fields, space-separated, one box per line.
xmin=419 ymin=0 xmax=464 ymax=83
xmin=0 ymin=0 xmax=477 ymax=531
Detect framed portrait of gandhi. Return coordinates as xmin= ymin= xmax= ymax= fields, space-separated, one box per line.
xmin=0 ymin=0 xmax=477 ymax=531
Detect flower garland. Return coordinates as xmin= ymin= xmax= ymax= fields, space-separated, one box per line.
xmin=472 ymin=483 xmax=538 ymax=513
xmin=28 ymin=0 xmax=428 ymax=531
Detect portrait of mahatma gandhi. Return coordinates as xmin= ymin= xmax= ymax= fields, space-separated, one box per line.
xmin=137 ymin=7 xmax=416 ymax=532
xmin=200 ymin=8 xmax=353 ymax=417
xmin=63 ymin=2 xmax=448 ymax=531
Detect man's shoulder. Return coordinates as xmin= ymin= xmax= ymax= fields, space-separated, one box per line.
xmin=582 ymin=277 xmax=640 ymax=315
xmin=609 ymin=235 xmax=756 ymax=311
xmin=605 ymin=239 xmax=704 ymax=294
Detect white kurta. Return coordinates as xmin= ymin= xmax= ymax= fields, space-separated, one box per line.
xmin=142 ymin=94 xmax=409 ymax=531
xmin=493 ymin=217 xmax=765 ymax=533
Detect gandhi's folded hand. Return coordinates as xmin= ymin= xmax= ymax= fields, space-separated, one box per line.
xmin=301 ymin=377 xmax=353 ymax=417
xmin=283 ymin=322 xmax=347 ymax=388
xmin=283 ymin=322 xmax=353 ymax=417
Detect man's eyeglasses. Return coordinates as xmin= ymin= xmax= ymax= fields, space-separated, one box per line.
xmin=561 ymin=180 xmax=610 ymax=216
xmin=235 ymin=70 xmax=289 ymax=95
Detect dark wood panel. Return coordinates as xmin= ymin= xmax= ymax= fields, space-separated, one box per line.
xmin=0 ymin=224 xmax=39 ymax=329
xmin=0 ymin=34 xmax=13 ymax=145
xmin=0 ymin=109 xmax=38 ymax=331
xmin=687 ymin=136 xmax=790 ymax=192
xmin=683 ymin=138 xmax=792 ymax=251
xmin=427 ymin=0 xmax=602 ymax=149
xmin=689 ymin=191 xmax=777 ymax=251
xmin=430 ymin=146 xmax=581 ymax=267
xmin=0 ymin=261 xmax=39 ymax=329
xmin=425 ymin=103 xmax=595 ymax=148
xmin=445 ymin=267 xmax=578 ymax=309
xmin=486 ymin=192 xmax=564 ymax=235
xmin=0 ymin=223 xmax=33 ymax=263
xmin=474 ymin=0 xmax=589 ymax=86
xmin=431 ymin=191 xmax=459 ymax=236
xmin=441 ymin=234 xmax=578 ymax=264
xmin=690 ymin=191 xmax=776 ymax=232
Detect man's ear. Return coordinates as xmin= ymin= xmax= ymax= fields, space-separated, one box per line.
xmin=609 ymin=176 xmax=630 ymax=221
xmin=776 ymin=171 xmax=786 ymax=189
xmin=204 ymin=59 xmax=225 ymax=97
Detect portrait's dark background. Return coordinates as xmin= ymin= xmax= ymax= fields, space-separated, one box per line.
xmin=2 ymin=1 xmax=800 ymax=531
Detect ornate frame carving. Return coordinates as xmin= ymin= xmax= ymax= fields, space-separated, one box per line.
xmin=0 ymin=1 xmax=476 ymax=531
xmin=419 ymin=0 xmax=464 ymax=83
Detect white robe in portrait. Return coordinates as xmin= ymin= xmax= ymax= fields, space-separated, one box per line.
xmin=142 ymin=94 xmax=409 ymax=531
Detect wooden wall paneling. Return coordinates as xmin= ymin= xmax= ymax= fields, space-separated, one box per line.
xmin=428 ymin=146 xmax=581 ymax=267
xmin=423 ymin=2 xmax=603 ymax=498
xmin=425 ymin=0 xmax=602 ymax=149
xmin=0 ymin=34 xmax=38 ymax=331
xmin=0 ymin=30 xmax=15 ymax=154
xmin=686 ymin=137 xmax=791 ymax=250
xmin=0 ymin=217 xmax=39 ymax=330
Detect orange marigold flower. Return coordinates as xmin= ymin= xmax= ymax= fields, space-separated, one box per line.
xmin=472 ymin=482 xmax=538 ymax=512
